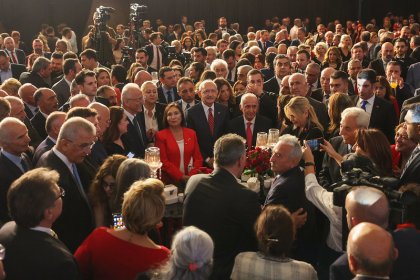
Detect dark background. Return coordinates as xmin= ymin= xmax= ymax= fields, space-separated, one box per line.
xmin=0 ymin=0 xmax=418 ymax=47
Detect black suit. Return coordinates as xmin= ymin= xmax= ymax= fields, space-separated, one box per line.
xmin=308 ymin=97 xmax=330 ymax=131
xmin=140 ymin=102 xmax=166 ymax=132
xmin=264 ymin=166 xmax=319 ymax=265
xmin=352 ymin=96 xmax=397 ymax=143
xmin=52 ymin=77 xmax=71 ymax=107
xmin=33 ymin=136 xmax=55 ymax=164
xmin=0 ymin=63 xmax=26 ymax=84
xmin=308 ymin=88 xmax=325 ymax=103
xmin=0 ymin=152 xmax=32 ymax=224
xmin=37 ymin=150 xmax=94 ymax=252
xmin=263 ymin=76 xmax=280 ymax=94
xmin=157 ymin=86 xmax=180 ymax=104
xmin=228 ymin=114 xmax=272 ymax=147
xmin=121 ymin=112 xmax=148 ymax=158
xmin=318 ymin=136 xmax=351 ymax=187
xmin=5 ymin=48 xmax=26 ymax=65
xmin=183 ymin=168 xmax=261 ymax=280
xmin=399 ymin=146 xmax=420 ymax=186
xmin=19 ymin=71 xmax=51 ymax=88
xmin=30 ymin=111 xmax=47 ymax=139
xmin=258 ymin=92 xmax=278 ymax=126
xmin=144 ymin=43 xmax=167 ymax=69
xmin=368 ymin=58 xmax=386 ymax=76
xmin=24 ymin=115 xmax=42 ymax=149
xmin=0 ymin=222 xmax=79 ymax=280
xmin=24 ymin=103 xmax=36 ymax=120
xmin=186 ymin=103 xmax=229 ymax=161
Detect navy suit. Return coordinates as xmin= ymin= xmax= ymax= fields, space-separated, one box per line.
xmin=33 ymin=136 xmax=55 ymax=164
xmin=257 ymin=40 xmax=273 ymax=53
xmin=157 ymin=86 xmax=180 ymax=104
xmin=186 ymin=102 xmax=229 ymax=161
xmin=263 ymin=76 xmax=280 ymax=94
xmin=30 ymin=111 xmax=47 ymax=139
xmin=0 ymin=63 xmax=26 ymax=84
xmin=121 ymin=112 xmax=148 ymax=158
xmin=228 ymin=114 xmax=272 ymax=147
xmin=52 ymin=77 xmax=71 ymax=107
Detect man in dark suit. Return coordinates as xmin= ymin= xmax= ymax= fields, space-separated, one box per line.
xmin=265 ymin=134 xmax=318 ymax=266
xmin=0 ymin=117 xmax=32 ymax=224
xmin=228 ymin=93 xmax=272 ymax=148
xmin=264 ymin=54 xmax=292 ymax=95
xmin=352 ymin=69 xmax=397 ymax=143
xmin=330 ymin=187 xmax=420 ymax=280
xmin=19 ymin=56 xmax=53 ymax=88
xmin=0 ymin=50 xmax=26 ymax=84
xmin=257 ymin=30 xmax=273 ymax=53
xmin=157 ymin=66 xmax=180 ymax=104
xmin=183 ymin=134 xmax=261 ymax=280
xmin=187 ymin=80 xmax=229 ymax=167
xmin=340 ymin=43 xmax=370 ymax=72
xmin=0 ymin=168 xmax=79 ymax=279
xmin=52 ymin=58 xmax=82 ymax=107
xmin=37 ymin=117 xmax=96 ymax=252
xmin=135 ymin=48 xmax=157 ymax=74
xmin=31 ymin=88 xmax=59 ymax=139
xmin=346 ymin=223 xmax=397 ymax=280
xmin=18 ymin=83 xmax=38 ymax=119
xmin=33 ymin=112 xmax=66 ymax=164
xmin=368 ymin=42 xmax=394 ymax=77
xmin=311 ymin=67 xmax=334 ymax=104
xmin=214 ymin=17 xmax=236 ymax=39
xmin=144 ymin=32 xmax=167 ymax=71
xmin=121 ymin=83 xmax=148 ymax=158
xmin=176 ymin=77 xmax=199 ymax=117
xmin=3 ymin=36 xmax=26 ymax=65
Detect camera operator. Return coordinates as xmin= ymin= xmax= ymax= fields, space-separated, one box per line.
xmin=400 ymin=104 xmax=420 ymax=185
xmin=85 ymin=9 xmax=117 ymax=68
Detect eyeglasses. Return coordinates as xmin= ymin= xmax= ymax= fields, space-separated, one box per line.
xmin=55 ymin=187 xmax=65 ymax=200
xmin=66 ymin=139 xmax=95 ymax=150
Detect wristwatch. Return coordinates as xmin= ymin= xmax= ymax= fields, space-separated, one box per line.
xmin=304 ymin=162 xmax=315 ymax=167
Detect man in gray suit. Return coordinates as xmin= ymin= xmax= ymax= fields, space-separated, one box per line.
xmin=52 ymin=58 xmax=82 ymax=107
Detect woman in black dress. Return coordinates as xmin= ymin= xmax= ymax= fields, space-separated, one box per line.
xmin=102 ymin=106 xmax=131 ymax=156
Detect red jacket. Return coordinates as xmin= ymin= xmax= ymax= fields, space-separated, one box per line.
xmin=155 ymin=127 xmax=203 ymax=183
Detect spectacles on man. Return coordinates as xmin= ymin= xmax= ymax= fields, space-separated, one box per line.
xmin=55 ymin=187 xmax=65 ymax=200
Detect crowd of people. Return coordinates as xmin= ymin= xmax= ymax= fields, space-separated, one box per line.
xmin=0 ymin=10 xmax=419 ymax=280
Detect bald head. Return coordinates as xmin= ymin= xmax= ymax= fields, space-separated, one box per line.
xmin=88 ymin=102 xmax=110 ymax=136
xmin=381 ymin=42 xmax=394 ymax=62
xmin=18 ymin=83 xmax=38 ymax=106
xmin=345 ymin=187 xmax=389 ymax=229
xmin=288 ymin=73 xmax=307 ymax=96
xmin=134 ymin=70 xmax=152 ymax=87
xmin=320 ymin=67 xmax=335 ymax=93
xmin=347 ymin=222 xmax=397 ymax=277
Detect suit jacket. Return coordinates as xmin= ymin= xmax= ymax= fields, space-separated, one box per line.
xmin=24 ymin=104 xmax=36 ymax=122
xmin=368 ymin=58 xmax=386 ymax=76
xmin=0 ymin=152 xmax=32 ymax=223
xmin=155 ymin=127 xmax=203 ymax=183
xmin=264 ymin=166 xmax=318 ymax=265
xmin=19 ymin=71 xmax=51 ymax=88
xmin=157 ymin=86 xmax=180 ymax=104
xmin=121 ymin=112 xmax=148 ymax=158
xmin=33 ymin=136 xmax=55 ymax=164
xmin=144 ymin=43 xmax=168 ymax=68
xmin=140 ymin=102 xmax=166 ymax=133
xmin=52 ymin=77 xmax=71 ymax=107
xmin=186 ymin=102 xmax=229 ymax=161
xmin=399 ymin=147 xmax=420 ymax=186
xmin=214 ymin=28 xmax=236 ymax=39
xmin=5 ymin=48 xmax=26 ymax=65
xmin=257 ymin=40 xmax=273 ymax=53
xmin=318 ymin=136 xmax=350 ymax=187
xmin=308 ymin=97 xmax=330 ymax=131
xmin=309 ymin=88 xmax=325 ymax=103
xmin=406 ymin=62 xmax=420 ymax=95
xmin=183 ymin=168 xmax=261 ymax=280
xmin=263 ymin=76 xmax=280 ymax=94
xmin=30 ymin=111 xmax=47 ymax=139
xmin=399 ymin=94 xmax=420 ymax=123
xmin=352 ymin=96 xmax=397 ymax=143
xmin=37 ymin=150 xmax=94 ymax=252
xmin=258 ymin=92 xmax=278 ymax=127
xmin=11 ymin=63 xmax=27 ymax=80
xmin=24 ymin=115 xmax=42 ymax=149
xmin=228 ymin=114 xmax=272 ymax=147
xmin=0 ymin=222 xmax=79 ymax=280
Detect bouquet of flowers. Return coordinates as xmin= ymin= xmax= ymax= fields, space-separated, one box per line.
xmin=189 ymin=166 xmax=213 ymax=176
xmin=243 ymin=147 xmax=273 ymax=177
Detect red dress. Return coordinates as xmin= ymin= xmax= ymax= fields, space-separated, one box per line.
xmin=75 ymin=227 xmax=170 ymax=280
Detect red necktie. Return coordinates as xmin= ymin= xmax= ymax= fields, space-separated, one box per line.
xmin=246 ymin=122 xmax=253 ymax=148
xmin=208 ymin=107 xmax=214 ymax=135
xmin=10 ymin=51 xmax=17 ymax=64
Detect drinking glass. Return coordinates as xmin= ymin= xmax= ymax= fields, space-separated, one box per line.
xmin=145 ymin=147 xmax=162 ymax=178
xmin=389 ymin=76 xmax=398 ymax=89
xmin=267 ymin=128 xmax=280 ymax=149
xmin=256 ymin=132 xmax=268 ymax=148
xmin=151 ymin=72 xmax=159 ymax=84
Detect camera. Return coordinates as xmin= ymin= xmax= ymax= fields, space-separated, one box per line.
xmin=130 ymin=3 xmax=148 ymax=23
xmin=95 ymin=6 xmax=115 ymax=31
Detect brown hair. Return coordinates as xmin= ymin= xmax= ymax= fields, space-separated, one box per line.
xmin=102 ymin=106 xmax=125 ymax=143
xmin=162 ymin=102 xmax=185 ymax=128
xmin=214 ymin=77 xmax=235 ymax=105
xmin=328 ymin=93 xmax=353 ymax=134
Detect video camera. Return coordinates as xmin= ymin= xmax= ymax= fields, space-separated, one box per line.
xmin=130 ymin=3 xmax=148 ymax=23
xmin=94 ymin=6 xmax=115 ymax=31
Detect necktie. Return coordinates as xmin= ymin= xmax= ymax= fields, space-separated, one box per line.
xmin=133 ymin=116 xmax=145 ymax=146
xmin=20 ymin=157 xmax=28 ymax=172
xmin=72 ymin=164 xmax=88 ymax=202
xmin=208 ymin=107 xmax=214 ymax=135
xmin=361 ymin=100 xmax=368 ymax=111
xmin=186 ymin=103 xmax=190 ymax=110
xmin=156 ymin=46 xmax=161 ymax=70
xmin=166 ymin=91 xmax=173 ymax=103
xmin=246 ymin=122 xmax=253 ymax=148
xmin=10 ymin=51 xmax=17 ymax=64
xmin=401 ymin=146 xmax=420 ymax=177
xmin=354 ymin=82 xmax=358 ymax=95
xmin=50 ymin=229 xmax=59 ymax=239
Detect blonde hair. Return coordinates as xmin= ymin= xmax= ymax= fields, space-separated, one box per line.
xmin=284 ymin=96 xmax=323 ymax=132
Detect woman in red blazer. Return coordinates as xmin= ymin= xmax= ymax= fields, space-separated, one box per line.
xmin=155 ymin=103 xmax=203 ymax=185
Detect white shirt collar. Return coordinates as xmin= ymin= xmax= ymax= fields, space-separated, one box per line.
xmin=52 ymin=147 xmax=73 ymax=174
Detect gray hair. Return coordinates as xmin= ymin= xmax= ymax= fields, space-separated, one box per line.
xmin=140 ymin=80 xmax=156 ymax=93
xmin=237 ymin=65 xmax=253 ymax=73
xmin=158 ymin=226 xmax=214 ymax=280
xmin=32 ymin=57 xmax=51 ymax=74
xmin=278 ymin=134 xmax=303 ymax=160
xmin=341 ymin=107 xmax=369 ymax=129
xmin=198 ymin=79 xmax=217 ymax=92
xmin=214 ymin=133 xmax=246 ymax=167
xmin=0 ymin=117 xmax=24 ymax=145
xmin=57 ymin=116 xmax=95 ymax=143
xmin=121 ymin=82 xmax=141 ymax=104
xmin=240 ymin=93 xmax=257 ymax=107
xmin=69 ymin=93 xmax=89 ymax=107
xmin=45 ymin=111 xmax=66 ymax=133
xmin=4 ymin=95 xmax=23 ymax=106
xmin=210 ymin=59 xmax=228 ymax=71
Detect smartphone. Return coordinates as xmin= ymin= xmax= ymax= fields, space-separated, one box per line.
xmin=307 ymin=138 xmax=323 ymax=151
xmin=127 ymin=152 xmax=135 ymax=158
xmin=112 ymin=213 xmax=124 ymax=229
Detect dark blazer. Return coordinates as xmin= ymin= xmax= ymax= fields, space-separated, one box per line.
xmin=52 ymin=77 xmax=71 ymax=107
xmin=0 ymin=152 xmax=32 ymax=223
xmin=318 ymin=136 xmax=351 ymax=187
xmin=19 ymin=71 xmax=51 ymax=88
xmin=399 ymin=94 xmax=420 ymax=123
xmin=263 ymin=76 xmax=280 ymax=94
xmin=183 ymin=168 xmax=261 ymax=280
xmin=258 ymin=92 xmax=278 ymax=127
xmin=24 ymin=103 xmax=36 ymax=120
xmin=11 ymin=63 xmax=27 ymax=80
xmin=368 ymin=58 xmax=386 ymax=76
xmin=309 ymin=88 xmax=325 ymax=103
xmin=24 ymin=115 xmax=42 ymax=149
xmin=139 ymin=102 xmax=166 ymax=132
xmin=186 ymin=102 xmax=229 ymax=161
xmin=0 ymin=221 xmax=79 ymax=280
xmin=37 ymin=150 xmax=94 ymax=252
xmin=121 ymin=112 xmax=148 ymax=158
xmin=308 ymin=97 xmax=330 ymax=131
xmin=157 ymin=86 xmax=180 ymax=104
xmin=399 ymin=148 xmax=420 ymax=186
xmin=144 ymin=43 xmax=168 ymax=67
xmin=352 ymin=95 xmax=397 ymax=143
xmin=30 ymin=111 xmax=47 ymax=139
xmin=33 ymin=136 xmax=55 ymax=164
xmin=257 ymin=40 xmax=273 ymax=53
xmin=228 ymin=114 xmax=272 ymax=147
xmin=5 ymin=48 xmax=26 ymax=65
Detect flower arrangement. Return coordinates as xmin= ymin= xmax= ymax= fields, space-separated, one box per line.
xmin=189 ymin=167 xmax=213 ymax=176
xmin=243 ymin=147 xmax=273 ymax=177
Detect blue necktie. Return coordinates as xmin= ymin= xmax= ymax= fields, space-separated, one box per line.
xmin=72 ymin=164 xmax=88 ymax=202
xmin=20 ymin=157 xmax=28 ymax=172
xmin=361 ymin=100 xmax=368 ymax=111
xmin=166 ymin=91 xmax=173 ymax=103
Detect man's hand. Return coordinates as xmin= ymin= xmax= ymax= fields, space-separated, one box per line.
xmin=302 ymin=141 xmax=315 ymax=162
xmin=320 ymin=139 xmax=343 ymax=165
xmin=291 ymin=208 xmax=307 ymax=229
